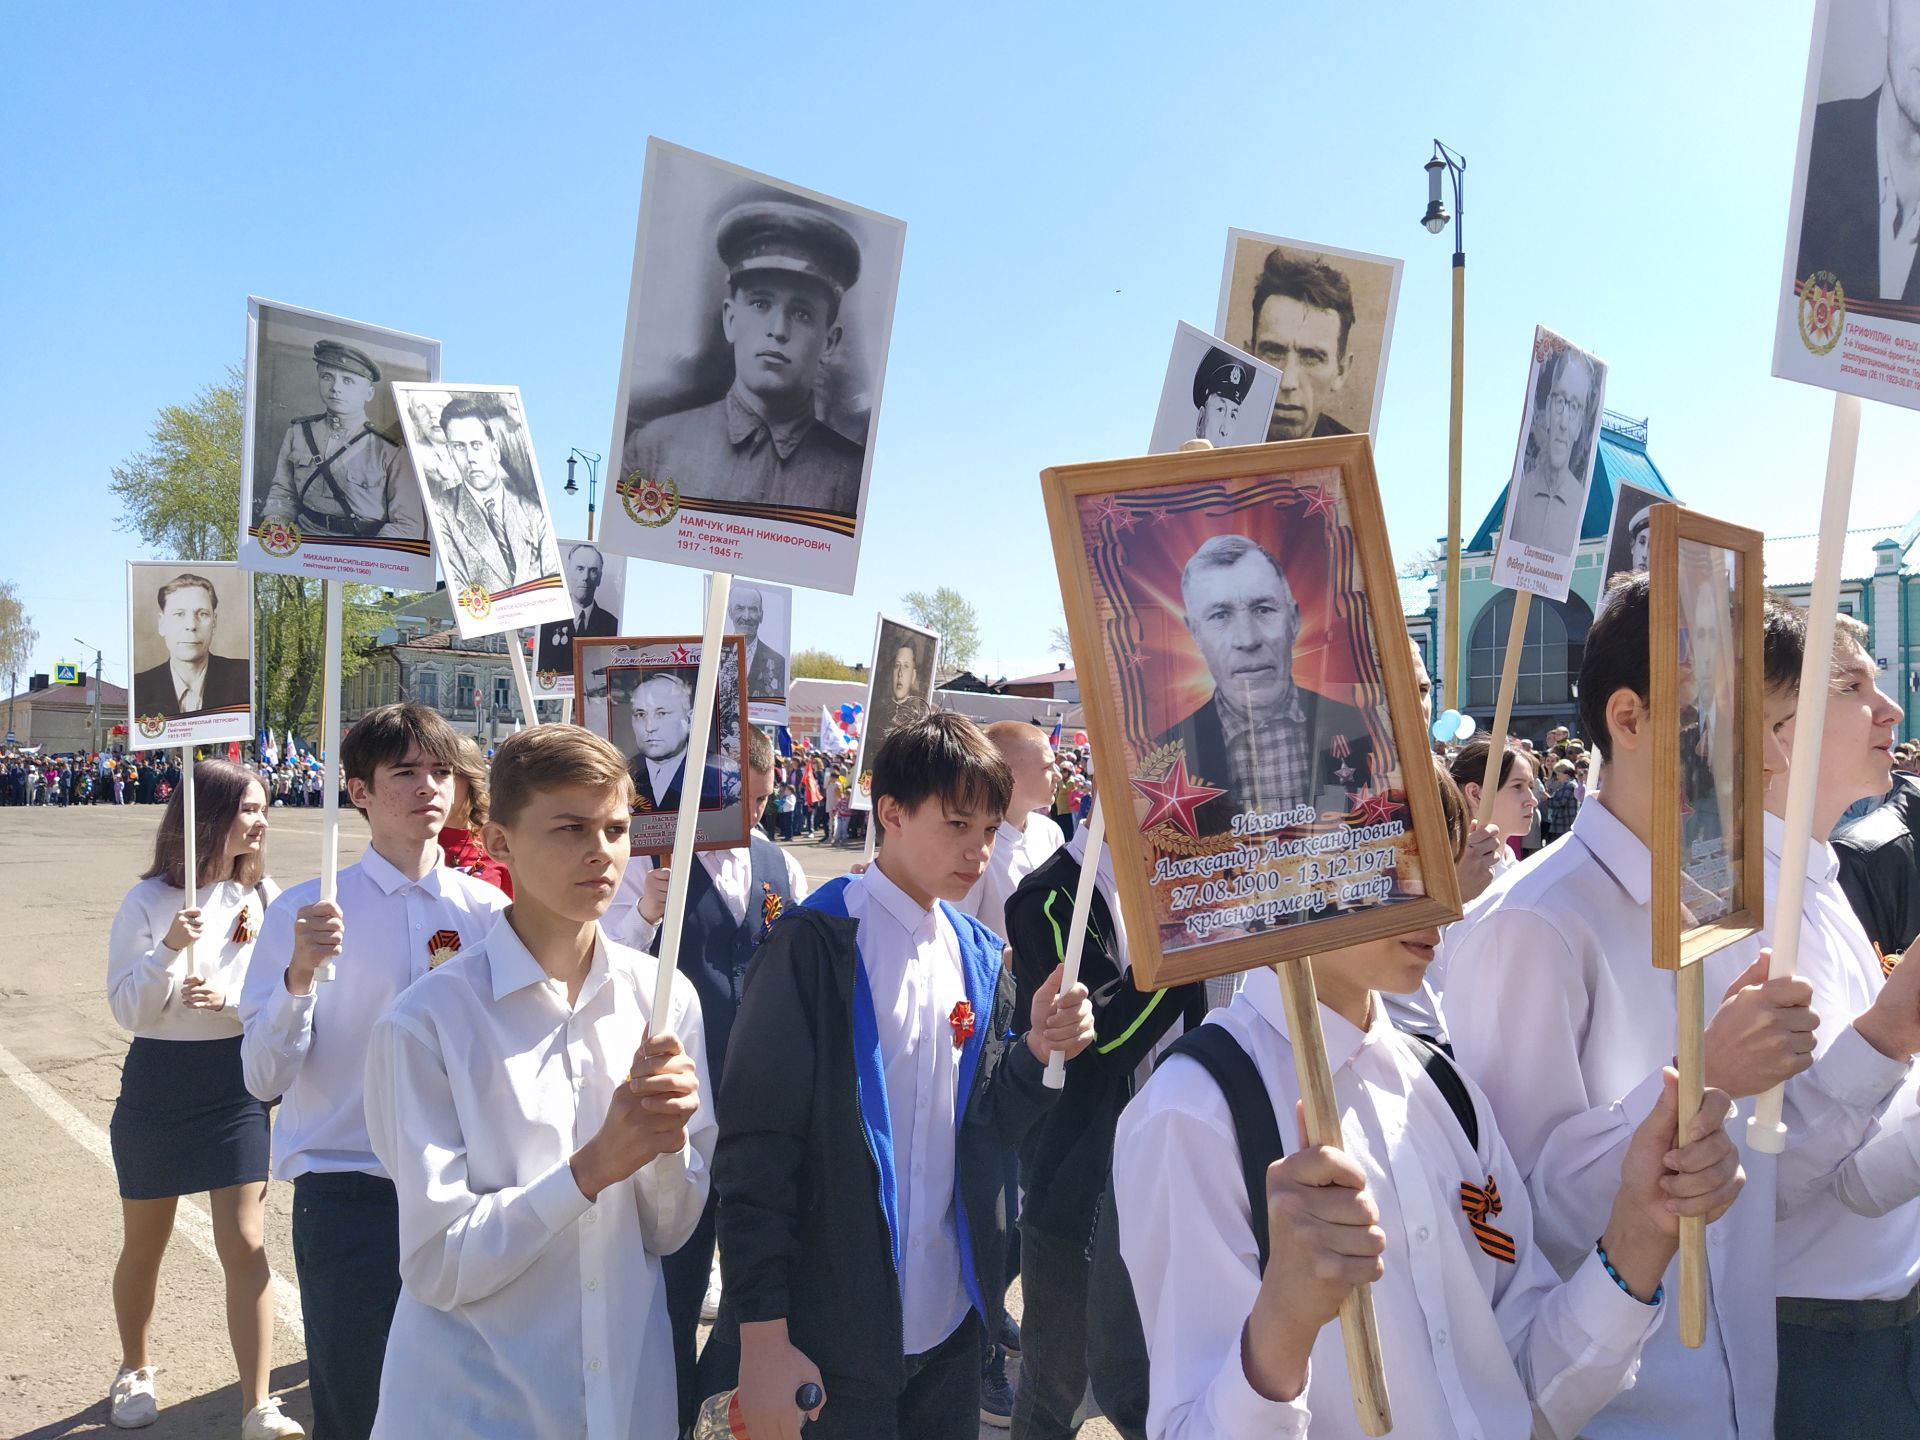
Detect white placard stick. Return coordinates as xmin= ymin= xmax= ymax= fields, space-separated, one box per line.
xmin=557 ymin=697 xmax=574 ymax=726
xmin=862 ymin=810 xmax=877 ymax=864
xmin=652 ymin=574 xmax=733 ymax=1047
xmin=1044 ymin=796 xmax=1105 ymax=1089
xmin=1273 ymin=957 xmax=1392 ymax=1435
xmin=505 ymin=629 xmax=539 ymax=731
xmin=181 ymin=755 xmax=199 ymax=981
xmin=316 ymin=579 xmax=343 ymax=983
xmin=1751 ymin=391 xmax=1861 ymax=1151
xmin=1474 ymin=589 xmax=1532 ymax=828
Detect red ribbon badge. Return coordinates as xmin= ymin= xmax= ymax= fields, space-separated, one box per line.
xmin=427 ymin=928 xmax=462 ymax=969
xmin=1460 ymin=1175 xmax=1517 ymax=1263
xmin=949 ymin=999 xmax=976 ymax=1049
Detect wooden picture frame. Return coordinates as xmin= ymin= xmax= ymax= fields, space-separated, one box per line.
xmin=1042 ymin=434 xmax=1462 ymax=991
xmin=1649 ymin=504 xmax=1766 ymax=970
xmin=570 ymin=633 xmax=750 ymax=856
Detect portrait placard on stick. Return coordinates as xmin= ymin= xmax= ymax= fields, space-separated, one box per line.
xmin=1601 ymin=479 xmax=1670 ymax=597
xmin=1042 ymin=436 xmax=1461 ymax=988
xmin=601 ymin=139 xmax=907 ymax=594
xmin=572 ymin=634 xmax=749 ymax=855
xmin=1147 ymin=323 xmax=1282 ymax=454
xmin=706 ymin=573 xmax=793 ymax=726
xmin=1773 ymin=0 xmax=1920 ymax=409
xmin=533 ymin=539 xmax=629 ymax=699
xmin=125 ymin=561 xmax=254 ymax=750
xmin=238 ymin=298 xmax=440 ymax=588
xmin=1489 ymin=326 xmax=1609 ymax=603
xmin=850 ymin=614 xmax=940 ymax=811
xmin=1214 ymin=231 xmax=1403 ymax=442
xmin=392 ymin=383 xmax=570 ymax=640
xmin=1648 ymin=503 xmax=1765 ymax=1349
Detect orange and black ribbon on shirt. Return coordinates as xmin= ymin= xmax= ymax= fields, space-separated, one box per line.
xmin=761 ymin=882 xmax=784 ymax=937
xmin=231 ymin=907 xmax=253 ymax=945
xmin=1460 ymin=1175 xmax=1517 ymax=1263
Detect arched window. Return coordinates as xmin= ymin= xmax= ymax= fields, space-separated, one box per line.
xmin=1467 ymin=590 xmax=1594 ymax=712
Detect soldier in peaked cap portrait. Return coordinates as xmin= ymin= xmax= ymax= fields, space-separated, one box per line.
xmin=623 ymin=199 xmax=866 ymax=519
xmin=258 ymin=339 xmax=423 ymax=541
xmin=1192 ymin=346 xmax=1255 ymax=445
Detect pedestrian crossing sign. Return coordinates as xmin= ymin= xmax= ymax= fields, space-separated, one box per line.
xmin=53 ymin=663 xmax=79 ymax=685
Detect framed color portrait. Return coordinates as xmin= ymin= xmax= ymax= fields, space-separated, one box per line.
xmin=126 ymin=561 xmax=255 ymax=749
xmin=1649 ymin=505 xmax=1765 ymax=968
xmin=573 ymin=634 xmax=749 ymax=855
xmin=1043 ymin=436 xmax=1461 ymax=989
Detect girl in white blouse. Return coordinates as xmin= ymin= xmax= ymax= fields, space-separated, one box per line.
xmin=105 ymin=759 xmax=301 ymax=1439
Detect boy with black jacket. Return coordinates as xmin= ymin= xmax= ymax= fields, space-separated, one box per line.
xmin=1002 ymin=821 xmax=1204 ymax=1440
xmin=714 ymin=712 xmax=1095 ymax=1440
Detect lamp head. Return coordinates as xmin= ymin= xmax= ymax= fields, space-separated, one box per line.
xmin=564 ymin=454 xmax=578 ymax=495
xmin=1422 ymin=155 xmax=1449 ymax=233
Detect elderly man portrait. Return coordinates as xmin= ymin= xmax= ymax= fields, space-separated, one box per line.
xmin=729 ymin=583 xmax=786 ymax=698
xmin=259 ymin=339 xmax=422 ymax=540
xmin=537 ymin=543 xmax=620 ymax=673
xmin=433 ymin=396 xmax=560 ymax=595
xmin=1797 ymin=3 xmax=1920 ymax=306
xmin=1504 ymin=345 xmax=1601 ymax=557
xmin=1149 ymin=534 xmax=1376 ymax=836
xmin=131 ymin=573 xmax=250 ymax=718
xmin=627 ymin=671 xmax=741 ymax=815
xmin=624 ymin=199 xmax=867 ymax=519
xmin=1244 ymin=251 xmax=1359 ymax=440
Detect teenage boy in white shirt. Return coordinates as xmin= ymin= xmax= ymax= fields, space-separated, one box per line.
xmin=364 ymin=724 xmax=711 ymax=1440
xmin=1114 ymin=758 xmax=1748 ymax=1440
xmin=240 ymin=704 xmax=509 ymax=1440
xmin=1444 ymin=579 xmax=1920 ymax=1438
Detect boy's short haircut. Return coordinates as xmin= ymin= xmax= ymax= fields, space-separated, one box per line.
xmin=450 ymin=733 xmax=491 ymax=827
xmin=342 ymin=703 xmax=466 ymax=804
xmin=871 ymin=709 xmax=1013 ymax=821
xmin=488 ymin=725 xmax=634 ymax=829
xmin=1759 ymin=595 xmax=1871 ymax=698
xmin=1578 ymin=575 xmax=1651 ymax=765
xmin=745 ymin=727 xmax=774 ymax=775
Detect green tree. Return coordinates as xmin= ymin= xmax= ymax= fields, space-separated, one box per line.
xmin=108 ymin=370 xmax=387 ymax=739
xmin=0 ymin=580 xmax=37 ymax=729
xmin=791 ymin=648 xmax=864 ymax=681
xmin=901 ymin=586 xmax=981 ymax=671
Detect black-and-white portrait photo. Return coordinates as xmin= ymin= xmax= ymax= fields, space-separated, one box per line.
xmin=574 ymin=636 xmax=749 ymax=854
xmin=1148 ymin=323 xmax=1282 ymax=455
xmin=602 ymin=140 xmax=907 ymax=595
xmin=126 ymin=561 xmax=254 ymax=748
xmin=393 ymin=383 xmax=569 ymax=639
xmin=1215 ymin=231 xmax=1403 ymax=441
xmin=1491 ymin=326 xmax=1609 ymax=601
xmin=238 ymin=298 xmax=440 ymax=587
xmin=708 ymin=574 xmax=794 ymax=725
xmin=534 ymin=539 xmax=628 ymax=694
xmin=852 ymin=616 xmax=940 ymax=807
xmin=1603 ymin=480 xmax=1668 ymax=593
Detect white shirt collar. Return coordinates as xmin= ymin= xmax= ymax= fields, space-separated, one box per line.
xmin=1762 ymin=808 xmax=1840 ymax=886
xmin=1237 ymin=962 xmax=1388 ymax=1071
xmin=361 ymin=844 xmax=447 ymax=898
xmin=1569 ymin=794 xmax=1651 ymax=906
xmin=863 ymin=858 xmax=937 ymax=935
xmin=482 ymin=912 xmax=611 ymax=1007
xmin=645 ymin=753 xmax=685 ymax=796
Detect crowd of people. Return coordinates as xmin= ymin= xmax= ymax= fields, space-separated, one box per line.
xmin=1 ymin=752 xmax=181 ymax=807
xmin=70 ymin=581 xmax=1920 ymax=1440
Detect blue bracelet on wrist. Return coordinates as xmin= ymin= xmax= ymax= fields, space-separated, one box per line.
xmin=1595 ymin=1239 xmax=1663 ymax=1306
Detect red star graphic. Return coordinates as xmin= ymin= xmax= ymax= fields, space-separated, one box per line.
xmin=1122 ymin=650 xmax=1148 ymax=671
xmin=667 ymin=644 xmax=694 ymax=665
xmin=1091 ymin=494 xmax=1124 ymax=526
xmin=1148 ymin=507 xmax=1173 ymax=525
xmin=1132 ymin=756 xmax=1227 ymax=839
xmin=1113 ymin=505 xmax=1139 ymax=531
xmin=1353 ymin=791 xmax=1401 ymax=825
xmin=1302 ymin=485 xmax=1340 ymax=519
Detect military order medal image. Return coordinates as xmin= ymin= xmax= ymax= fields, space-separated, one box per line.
xmin=1043 ymin=435 xmax=1460 ymax=989
xmin=238 ymin=297 xmax=441 ymax=588
xmin=1147 ymin=322 xmax=1282 ymax=454
xmin=602 ymin=139 xmax=907 ymax=594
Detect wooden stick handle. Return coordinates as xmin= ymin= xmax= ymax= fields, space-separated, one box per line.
xmin=1474 ymin=589 xmax=1531 ymax=829
xmin=317 ymin=579 xmax=343 ymax=982
xmin=1045 ymin=797 xmax=1105 ymax=1089
xmin=1675 ymin=960 xmax=1708 ymax=1348
xmin=1273 ymin=959 xmax=1393 ymax=1435
xmin=1752 ymin=392 xmax=1860 ymax=1152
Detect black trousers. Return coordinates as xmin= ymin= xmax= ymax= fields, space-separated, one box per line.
xmin=805 ymin=1314 xmax=982 ymax=1440
xmin=1010 ymin=1225 xmax=1090 ymax=1440
xmin=1777 ymin=1310 xmax=1920 ymax=1438
xmin=664 ymin=1189 xmax=720 ymax=1430
xmin=291 ymin=1172 xmax=401 ymax=1440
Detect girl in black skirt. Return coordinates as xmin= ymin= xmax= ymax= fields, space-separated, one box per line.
xmin=104 ymin=759 xmax=301 ymax=1438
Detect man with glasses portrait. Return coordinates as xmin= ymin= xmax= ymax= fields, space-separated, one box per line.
xmin=1505 ymin=346 xmax=1601 ymax=557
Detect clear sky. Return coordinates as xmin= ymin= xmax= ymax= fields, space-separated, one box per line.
xmin=4 ymin=0 xmax=1917 ymax=699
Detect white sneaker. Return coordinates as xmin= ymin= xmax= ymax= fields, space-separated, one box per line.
xmin=240 ymin=1397 xmax=304 ymax=1439
xmin=700 ymin=1253 xmax=723 ymax=1323
xmin=108 ymin=1366 xmax=158 ymax=1429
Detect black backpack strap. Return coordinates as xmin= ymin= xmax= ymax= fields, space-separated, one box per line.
xmin=1160 ymin=1024 xmax=1283 ymax=1265
xmin=1399 ymin=1029 xmax=1479 ymax=1153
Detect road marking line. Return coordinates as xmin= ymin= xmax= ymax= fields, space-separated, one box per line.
xmin=0 ymin=1040 xmax=305 ymax=1343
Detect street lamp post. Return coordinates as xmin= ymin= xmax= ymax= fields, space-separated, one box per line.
xmin=564 ymin=449 xmax=603 ymax=542
xmin=1422 ymin=140 xmax=1467 ymax=713
xmin=75 ymin=637 xmax=103 ymax=756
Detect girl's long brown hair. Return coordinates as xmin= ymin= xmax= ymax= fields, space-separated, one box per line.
xmin=141 ymin=759 xmax=268 ymax=890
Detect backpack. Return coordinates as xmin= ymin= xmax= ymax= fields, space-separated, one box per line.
xmin=1084 ymin=1022 xmax=1477 ymax=1439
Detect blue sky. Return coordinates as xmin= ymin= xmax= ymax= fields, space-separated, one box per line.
xmin=5 ymin=1 xmax=1917 ymax=697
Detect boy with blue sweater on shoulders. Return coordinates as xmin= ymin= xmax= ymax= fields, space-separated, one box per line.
xmin=714 ymin=711 xmax=1094 ymax=1440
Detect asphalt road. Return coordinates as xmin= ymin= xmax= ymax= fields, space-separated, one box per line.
xmin=0 ymin=805 xmax=1111 ymax=1439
